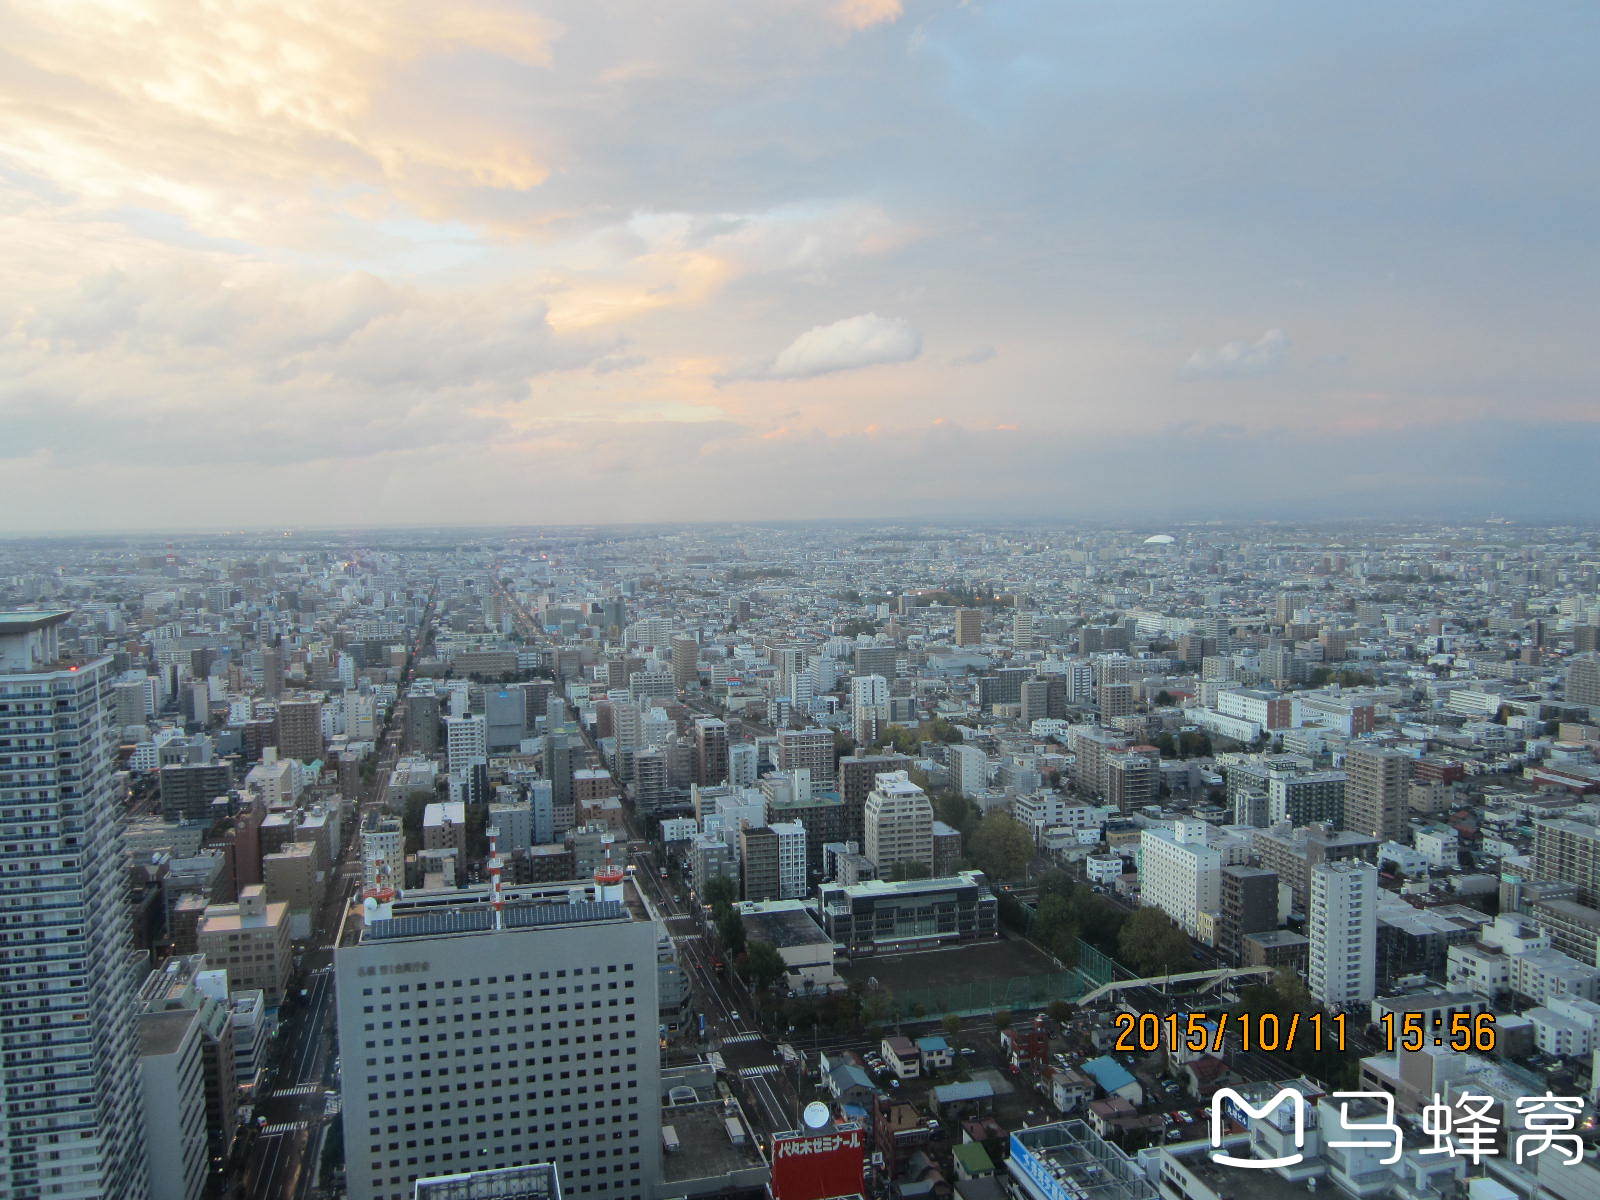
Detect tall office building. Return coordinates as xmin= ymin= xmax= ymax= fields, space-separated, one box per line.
xmin=445 ymin=714 xmax=488 ymax=776
xmin=336 ymin=877 xmax=661 ymax=1200
xmin=1012 ymin=610 xmax=1035 ymax=649
xmin=113 ymin=676 xmax=150 ymax=728
xmin=949 ymin=743 xmax=988 ymax=799
xmin=772 ymin=820 xmax=808 ymax=899
xmin=1139 ymin=819 xmax=1222 ymax=937
xmin=135 ymin=1001 xmax=207 ymax=1200
xmin=544 ymin=731 xmax=577 ymax=826
xmin=853 ymin=645 xmax=898 ymax=680
xmin=1534 ymin=818 xmax=1600 ymax=907
xmin=361 ymin=812 xmax=406 ymax=891
xmin=776 ymin=727 xmax=835 ymax=788
xmin=838 ymin=754 xmax=912 ymax=844
xmin=405 ymin=687 xmax=442 ymax=754
xmin=728 ymin=742 xmax=758 ymax=788
xmin=1217 ymin=865 xmax=1279 ymax=965
xmin=850 ymin=674 xmax=890 ymax=748
xmin=1105 ymin=750 xmax=1159 ymax=813
xmin=863 ymin=771 xmax=934 ymax=877
xmin=1097 ymin=681 xmax=1135 ymax=720
xmin=1019 ymin=678 xmax=1051 ymax=723
xmin=741 ymin=824 xmax=781 ymax=901
xmin=0 ymin=611 xmax=147 ymax=1200
xmin=692 ymin=717 xmax=729 ymax=787
xmin=954 ymin=608 xmax=983 ymax=646
xmin=1269 ymin=769 xmax=1346 ymax=827
xmin=1308 ymin=860 xmax=1378 ymax=1008
xmin=158 ymin=761 xmax=232 ymax=823
xmin=485 ymin=687 xmax=528 ymax=752
xmin=1567 ymin=653 xmax=1600 ymax=708
xmin=135 ymin=954 xmax=238 ymax=1193
xmin=274 ymin=695 xmax=324 ymax=761
xmin=261 ymin=644 xmax=284 ymax=700
xmin=669 ymin=635 xmax=699 ymax=690
xmin=1343 ymin=744 xmax=1410 ymax=843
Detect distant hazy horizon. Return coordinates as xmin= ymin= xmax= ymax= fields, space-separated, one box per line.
xmin=1 ymin=510 xmax=1591 ymax=544
xmin=3 ymin=3 xmax=1597 ymax=530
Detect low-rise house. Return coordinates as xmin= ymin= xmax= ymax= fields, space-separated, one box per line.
xmin=917 ymin=1034 xmax=955 ymax=1073
xmin=1081 ymin=1054 xmax=1143 ymax=1104
xmin=931 ymin=1080 xmax=996 ymax=1120
xmin=1048 ymin=1066 xmax=1094 ymax=1114
xmin=883 ymin=1035 xmax=922 ymax=1079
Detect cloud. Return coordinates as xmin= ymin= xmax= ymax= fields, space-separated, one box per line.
xmin=0 ymin=260 xmax=612 ymax=465
xmin=0 ymin=2 xmax=563 ymax=243
xmin=759 ymin=313 xmax=922 ymax=380
xmin=1180 ymin=329 xmax=1290 ymax=379
xmin=830 ymin=0 xmax=905 ymax=31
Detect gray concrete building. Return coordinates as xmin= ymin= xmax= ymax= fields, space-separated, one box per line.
xmin=335 ymin=878 xmax=662 ymax=1200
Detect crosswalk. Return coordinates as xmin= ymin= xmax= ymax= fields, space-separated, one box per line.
xmin=723 ymin=1032 xmax=762 ymax=1045
xmin=259 ymin=1121 xmax=310 ymax=1136
xmin=274 ymin=1083 xmax=324 ymax=1098
xmin=737 ymin=1064 xmax=781 ymax=1079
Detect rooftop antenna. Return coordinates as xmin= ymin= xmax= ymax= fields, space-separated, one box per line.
xmin=488 ymin=824 xmax=504 ymax=930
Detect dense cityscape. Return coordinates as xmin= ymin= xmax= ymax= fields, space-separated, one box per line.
xmin=4 ymin=520 xmax=1600 ymax=1200
xmin=7 ymin=0 xmax=1600 ymax=1199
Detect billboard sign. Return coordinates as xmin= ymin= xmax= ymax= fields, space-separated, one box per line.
xmin=770 ymin=1121 xmax=865 ymax=1200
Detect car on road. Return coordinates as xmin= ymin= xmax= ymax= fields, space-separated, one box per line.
xmin=960 ymin=1047 xmax=978 ymax=1056
xmin=728 ymin=1012 xmax=739 ymax=1023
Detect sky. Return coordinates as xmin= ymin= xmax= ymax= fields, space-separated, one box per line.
xmin=2 ymin=0 xmax=1598 ymax=532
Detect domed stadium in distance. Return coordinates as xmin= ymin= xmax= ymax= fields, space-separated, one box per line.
xmin=1142 ymin=533 xmax=1176 ymax=545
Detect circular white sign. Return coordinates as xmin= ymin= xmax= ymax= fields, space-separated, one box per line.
xmin=802 ymin=1101 xmax=830 ymax=1130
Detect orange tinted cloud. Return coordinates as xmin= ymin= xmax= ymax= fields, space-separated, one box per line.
xmin=0 ymin=1 xmax=561 ymax=241
xmin=830 ymin=0 xmax=904 ymax=31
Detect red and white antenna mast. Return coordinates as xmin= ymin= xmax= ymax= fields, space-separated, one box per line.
xmin=488 ymin=824 xmax=504 ymax=930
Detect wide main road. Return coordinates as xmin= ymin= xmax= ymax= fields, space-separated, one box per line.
xmin=490 ymin=576 xmax=811 ymax=1137
xmin=238 ymin=584 xmax=436 ymax=1200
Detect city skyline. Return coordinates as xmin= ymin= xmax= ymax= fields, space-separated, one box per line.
xmin=4 ymin=2 xmax=1599 ymax=530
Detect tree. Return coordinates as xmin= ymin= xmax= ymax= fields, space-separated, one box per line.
xmin=1034 ymin=893 xmax=1080 ymax=964
xmin=942 ymin=1013 xmax=963 ymax=1044
xmin=1047 ymin=1000 xmax=1075 ymax=1024
xmin=992 ymin=1009 xmax=1012 ymax=1031
xmin=970 ymin=811 xmax=1034 ymax=882
xmin=744 ymin=940 xmax=787 ymax=992
xmin=934 ymin=791 xmax=979 ymax=839
xmin=880 ymin=724 xmax=920 ymax=756
xmin=702 ymin=875 xmax=737 ymax=908
xmin=861 ymin=986 xmax=895 ymax=1032
xmin=716 ymin=908 xmax=747 ymax=957
xmin=1116 ymin=907 xmax=1194 ymax=976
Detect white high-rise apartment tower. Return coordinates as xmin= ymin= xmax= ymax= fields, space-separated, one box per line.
xmin=850 ymin=674 xmax=890 ymax=747
xmin=1139 ymin=819 xmax=1223 ymax=937
xmin=0 ymin=611 xmax=147 ymax=1200
xmin=1309 ymin=860 xmax=1378 ymax=1008
xmin=444 ymin=713 xmax=488 ymax=776
xmin=863 ymin=771 xmax=934 ymax=876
